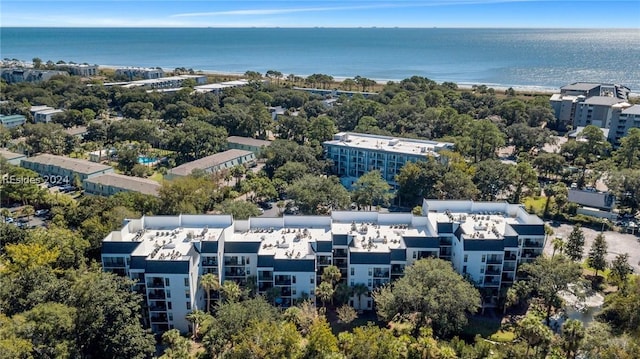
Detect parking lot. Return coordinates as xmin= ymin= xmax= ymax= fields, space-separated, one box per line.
xmin=545 ymin=222 xmax=640 ymax=273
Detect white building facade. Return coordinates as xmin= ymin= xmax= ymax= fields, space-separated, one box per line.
xmin=102 ymin=200 xmax=546 ymax=334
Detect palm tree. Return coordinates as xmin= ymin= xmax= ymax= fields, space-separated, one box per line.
xmin=321 ymin=265 xmax=341 ymax=287
xmin=185 ymin=309 xmax=207 ymax=340
xmin=316 ymin=282 xmax=334 ymax=308
xmin=352 ymin=283 xmax=369 ymax=311
xmin=221 ymin=280 xmax=242 ymax=303
xmin=230 ymin=164 xmax=246 ymax=188
xmin=551 ymin=237 xmax=564 ymax=258
xmin=200 ymin=273 xmax=220 ymax=313
xmin=22 ymin=205 xmax=35 ymax=222
xmin=561 ymin=319 xmax=585 ymax=359
xmin=0 ymin=208 xmax=11 ymax=222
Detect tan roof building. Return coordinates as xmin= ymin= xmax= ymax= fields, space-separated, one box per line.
xmin=21 ymin=153 xmax=114 ymax=181
xmin=84 ymin=173 xmax=161 ymax=197
xmin=166 ymin=149 xmax=255 ymax=180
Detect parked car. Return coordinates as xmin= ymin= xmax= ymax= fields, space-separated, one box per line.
xmin=35 ymin=209 xmax=49 ymax=217
xmin=4 ymin=217 xmax=14 ymax=224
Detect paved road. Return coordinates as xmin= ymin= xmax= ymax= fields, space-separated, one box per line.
xmin=544 ymin=222 xmax=640 ymax=273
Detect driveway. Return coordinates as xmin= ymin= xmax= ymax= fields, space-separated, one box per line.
xmin=544 ymin=222 xmax=640 ymax=272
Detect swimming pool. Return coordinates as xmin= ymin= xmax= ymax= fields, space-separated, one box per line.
xmin=138 ymin=156 xmax=157 ymax=165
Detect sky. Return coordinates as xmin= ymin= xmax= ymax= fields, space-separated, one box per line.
xmin=1 ymin=0 xmax=639 ymax=28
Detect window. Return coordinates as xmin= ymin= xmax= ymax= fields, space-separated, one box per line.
xmin=350 ymin=280 xmax=354 ymax=286
xmin=463 ymin=266 xmax=467 ymax=274
xmin=464 ymin=255 xmax=468 ymax=263
xmin=481 ymin=255 xmax=486 ymax=263
xmin=350 ymin=268 xmax=355 ymax=276
xmin=310 ymin=277 xmax=314 ymax=284
xmin=186 ymin=302 xmax=191 ymax=310
xmin=368 ymin=279 xmax=372 ymax=287
xmin=184 ymin=278 xmax=189 ymax=287
xmin=368 ymin=268 xmax=373 ymax=276
xmin=246 ymin=257 xmax=250 ymax=265
xmin=168 ymin=313 xmax=173 ymax=321
xmin=292 ymin=289 xmax=296 ymax=296
xmin=292 ymin=276 xmax=296 ymax=284
xmin=166 ymin=290 xmax=171 ymax=298
xmin=480 ymin=267 xmax=485 ymax=274
xmin=167 ymin=302 xmax=172 ymax=310
xmin=165 ymin=278 xmax=170 ymax=286
xmin=246 ymin=270 xmax=250 ymax=276
xmin=185 ymin=290 xmax=190 ymax=299
xmin=367 ymin=300 xmax=372 ymax=309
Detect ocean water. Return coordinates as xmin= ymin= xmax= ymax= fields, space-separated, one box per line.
xmin=1 ymin=28 xmax=639 ymax=91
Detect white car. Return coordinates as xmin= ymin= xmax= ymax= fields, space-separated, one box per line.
xmin=5 ymin=217 xmax=14 ymax=224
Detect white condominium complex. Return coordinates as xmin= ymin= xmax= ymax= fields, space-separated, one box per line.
xmin=323 ymin=132 xmax=453 ymax=188
xmin=102 ymin=200 xmax=546 ymax=334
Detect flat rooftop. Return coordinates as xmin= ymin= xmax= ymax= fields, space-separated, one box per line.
xmin=237 ymin=227 xmax=331 ymax=260
xmin=430 ymin=212 xmax=518 ymax=240
xmin=582 ymin=96 xmax=626 ymax=106
xmin=128 ymin=226 xmax=224 ymax=261
xmin=561 ymin=82 xmax=601 ymax=91
xmin=332 ymin=222 xmax=428 ymax=253
xmin=324 ymin=132 xmax=453 ymax=157
xmin=621 ymin=105 xmax=640 ymax=115
xmin=23 ymin=154 xmax=113 ymax=175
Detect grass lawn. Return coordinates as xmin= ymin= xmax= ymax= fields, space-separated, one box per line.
xmin=523 ymin=196 xmax=546 ymax=216
xmin=149 ymin=172 xmax=164 ymax=183
xmin=462 ymin=314 xmax=515 ymax=343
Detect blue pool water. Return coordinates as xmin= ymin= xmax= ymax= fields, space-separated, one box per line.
xmin=138 ymin=156 xmax=157 ymax=165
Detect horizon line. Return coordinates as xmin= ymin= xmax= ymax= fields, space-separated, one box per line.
xmin=2 ymin=26 xmax=638 ymax=30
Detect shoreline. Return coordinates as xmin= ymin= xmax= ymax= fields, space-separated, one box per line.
xmin=98 ymin=64 xmax=560 ymax=95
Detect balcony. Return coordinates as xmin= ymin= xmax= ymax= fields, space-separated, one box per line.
xmin=318 ymin=257 xmax=332 ymax=265
xmin=439 ymin=237 xmax=452 ymax=246
xmin=373 ymin=278 xmax=389 ymax=288
xmin=148 ymin=290 xmax=166 ymax=300
xmin=503 ymin=263 xmax=516 ymax=272
xmin=150 ymin=313 xmax=168 ymax=323
xmin=504 ymin=252 xmax=517 ymax=261
xmin=149 ymin=303 xmax=167 ymax=312
xmin=373 ymin=270 xmax=390 ymax=278
xmin=224 ymin=257 xmax=246 ymax=266
xmin=483 ymin=278 xmax=501 ymax=287
xmin=224 ymin=268 xmax=246 ymax=277
xmin=202 ymin=258 xmax=218 ymax=266
xmin=259 ymin=282 xmax=273 ymax=292
xmin=334 ymin=258 xmax=348 ymax=268
xmin=523 ymin=240 xmax=544 ymax=248
xmin=502 ymin=273 xmax=515 ymax=283
xmin=275 ymin=276 xmax=292 ymax=286
xmin=487 ymin=256 xmax=503 ymax=264
xmin=391 ymin=264 xmax=404 ymax=275
xmin=485 ymin=267 xmax=501 ymax=275
xmin=258 ymin=272 xmax=273 ymax=281
xmin=146 ymin=278 xmax=165 ymax=288
xmin=333 ymin=249 xmax=348 ymax=258
xmin=280 ymin=287 xmax=292 ymax=297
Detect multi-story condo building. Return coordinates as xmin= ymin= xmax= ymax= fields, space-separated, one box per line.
xmin=102 ymin=200 xmax=546 ymax=334
xmin=56 ymin=64 xmax=99 ymax=77
xmin=609 ymin=105 xmax=640 ymax=144
xmin=83 ymin=173 xmax=162 ymax=197
xmin=323 ymin=132 xmax=453 ymax=188
xmin=115 ymin=67 xmax=165 ymax=80
xmin=0 ymin=68 xmax=68 ymax=83
xmin=549 ymin=82 xmax=631 ymax=130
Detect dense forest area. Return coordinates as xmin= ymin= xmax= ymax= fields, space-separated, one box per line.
xmin=0 ymin=70 xmax=639 ymax=358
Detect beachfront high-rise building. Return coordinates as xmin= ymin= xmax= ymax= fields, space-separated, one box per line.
xmin=102 ymin=200 xmax=546 ymax=334
xmin=549 ymin=82 xmax=631 ymax=130
xmin=323 ymin=132 xmax=454 ymax=188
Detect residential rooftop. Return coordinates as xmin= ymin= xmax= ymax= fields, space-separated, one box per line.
xmin=621 ymin=104 xmax=640 ymax=115
xmin=561 ymin=82 xmax=602 ymax=91
xmin=85 ymin=173 xmax=162 ymax=196
xmin=0 ymin=148 xmax=26 ymax=160
xmin=22 ymin=154 xmax=113 ymax=175
xmin=324 ymin=132 xmax=453 ymax=157
xmin=227 ymin=136 xmax=272 ymax=148
xmin=582 ymin=96 xmax=627 ymax=106
xmin=168 ymin=149 xmax=253 ymax=177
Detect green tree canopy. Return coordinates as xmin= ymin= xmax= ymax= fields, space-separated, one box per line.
xmin=373 ymin=258 xmax=480 ymax=337
xmin=351 ymin=170 xmax=393 ymax=210
xmin=287 ymin=175 xmax=350 ymax=215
